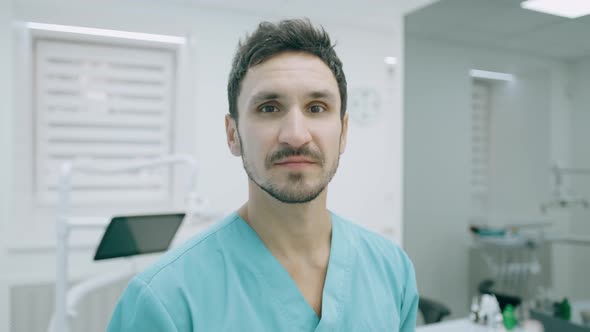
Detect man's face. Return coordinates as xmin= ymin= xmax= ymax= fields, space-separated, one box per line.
xmin=225 ymin=51 xmax=348 ymax=204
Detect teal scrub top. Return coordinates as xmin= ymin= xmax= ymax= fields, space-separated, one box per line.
xmin=107 ymin=211 xmax=419 ymax=331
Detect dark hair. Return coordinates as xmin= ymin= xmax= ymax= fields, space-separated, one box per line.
xmin=227 ymin=18 xmax=347 ymax=122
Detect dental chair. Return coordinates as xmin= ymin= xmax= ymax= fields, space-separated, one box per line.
xmin=418 ymin=296 xmax=452 ymax=324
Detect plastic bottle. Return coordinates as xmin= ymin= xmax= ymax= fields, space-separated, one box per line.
xmin=503 ymin=304 xmax=518 ymax=330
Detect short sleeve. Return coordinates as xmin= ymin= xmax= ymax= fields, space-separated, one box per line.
xmin=399 ymin=258 xmax=419 ymax=332
xmin=107 ymin=277 xmax=179 ymax=332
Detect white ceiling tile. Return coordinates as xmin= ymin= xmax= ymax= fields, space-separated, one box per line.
xmin=406 ymin=0 xmax=590 ymax=60
xmin=502 ymin=21 xmax=590 ymax=58
xmin=472 ymin=7 xmax=564 ymax=36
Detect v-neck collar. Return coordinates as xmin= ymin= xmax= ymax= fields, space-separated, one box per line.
xmin=230 ymin=211 xmax=354 ymax=331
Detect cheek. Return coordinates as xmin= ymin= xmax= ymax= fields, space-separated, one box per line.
xmin=325 ymin=124 xmax=343 ymax=145
xmin=315 ymin=127 xmax=343 ymax=159
xmin=241 ymin=128 xmax=272 ymax=160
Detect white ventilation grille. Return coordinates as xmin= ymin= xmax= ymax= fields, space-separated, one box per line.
xmin=471 ymin=79 xmax=492 ymax=212
xmin=34 ymin=40 xmax=176 ymax=204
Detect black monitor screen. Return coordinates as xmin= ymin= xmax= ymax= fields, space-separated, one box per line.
xmin=94 ymin=213 xmax=185 ymax=261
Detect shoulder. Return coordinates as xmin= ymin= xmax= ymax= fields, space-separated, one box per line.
xmin=332 ymin=212 xmax=419 ymax=315
xmin=332 ymin=212 xmax=415 ymax=273
xmin=135 ymin=211 xmax=241 ymax=286
xmin=110 ymin=213 xmax=243 ymax=331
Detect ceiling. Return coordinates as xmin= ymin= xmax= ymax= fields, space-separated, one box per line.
xmin=406 ymin=0 xmax=590 ymax=60
xmin=164 ymin=0 xmax=438 ymax=30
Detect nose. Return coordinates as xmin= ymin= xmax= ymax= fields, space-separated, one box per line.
xmin=278 ymin=107 xmax=312 ymax=149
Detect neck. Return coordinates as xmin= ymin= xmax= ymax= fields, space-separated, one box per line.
xmin=238 ymin=180 xmax=332 ymax=261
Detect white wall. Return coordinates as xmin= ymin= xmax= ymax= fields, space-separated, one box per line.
xmin=404 ymin=36 xmax=472 ymax=318
xmin=570 ymin=57 xmax=590 ymax=301
xmin=2 ymin=1 xmax=405 ymax=330
xmin=404 ymin=36 xmax=574 ymax=317
xmin=1 ymin=0 xmax=14 ymax=329
xmin=487 ymin=70 xmax=552 ymax=217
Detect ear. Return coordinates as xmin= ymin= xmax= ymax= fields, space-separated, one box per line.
xmin=339 ymin=113 xmax=349 ymax=155
xmin=225 ymin=114 xmax=242 ymax=157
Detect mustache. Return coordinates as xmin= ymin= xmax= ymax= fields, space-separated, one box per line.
xmin=267 ymin=146 xmax=324 ymax=166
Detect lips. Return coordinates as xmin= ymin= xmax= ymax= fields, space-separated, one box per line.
xmin=275 ymin=157 xmax=316 ymax=165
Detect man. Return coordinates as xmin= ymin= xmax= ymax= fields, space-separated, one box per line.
xmin=108 ymin=19 xmax=418 ymax=331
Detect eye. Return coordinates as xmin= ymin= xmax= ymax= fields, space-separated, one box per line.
xmin=259 ymin=104 xmax=279 ymax=113
xmin=309 ymin=104 xmax=326 ymax=114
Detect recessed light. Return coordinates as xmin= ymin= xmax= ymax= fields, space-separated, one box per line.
xmin=384 ymin=56 xmax=397 ymax=65
xmin=521 ymin=0 xmax=590 ymax=19
xmin=470 ymin=69 xmax=515 ymax=82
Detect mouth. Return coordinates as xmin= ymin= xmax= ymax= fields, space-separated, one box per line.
xmin=274 ymin=157 xmax=317 ymax=168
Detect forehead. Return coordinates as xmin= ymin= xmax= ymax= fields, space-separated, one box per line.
xmin=237 ymin=52 xmax=339 ymax=107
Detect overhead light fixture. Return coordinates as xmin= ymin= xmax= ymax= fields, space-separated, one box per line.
xmin=520 ymin=0 xmax=590 ymax=19
xmin=470 ymin=69 xmax=515 ymax=82
xmin=26 ymin=22 xmax=186 ymax=45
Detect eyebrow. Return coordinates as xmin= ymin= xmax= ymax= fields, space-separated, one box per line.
xmin=308 ymin=90 xmax=338 ymax=102
xmin=249 ymin=92 xmax=281 ymax=107
xmin=248 ymin=90 xmax=338 ymax=107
